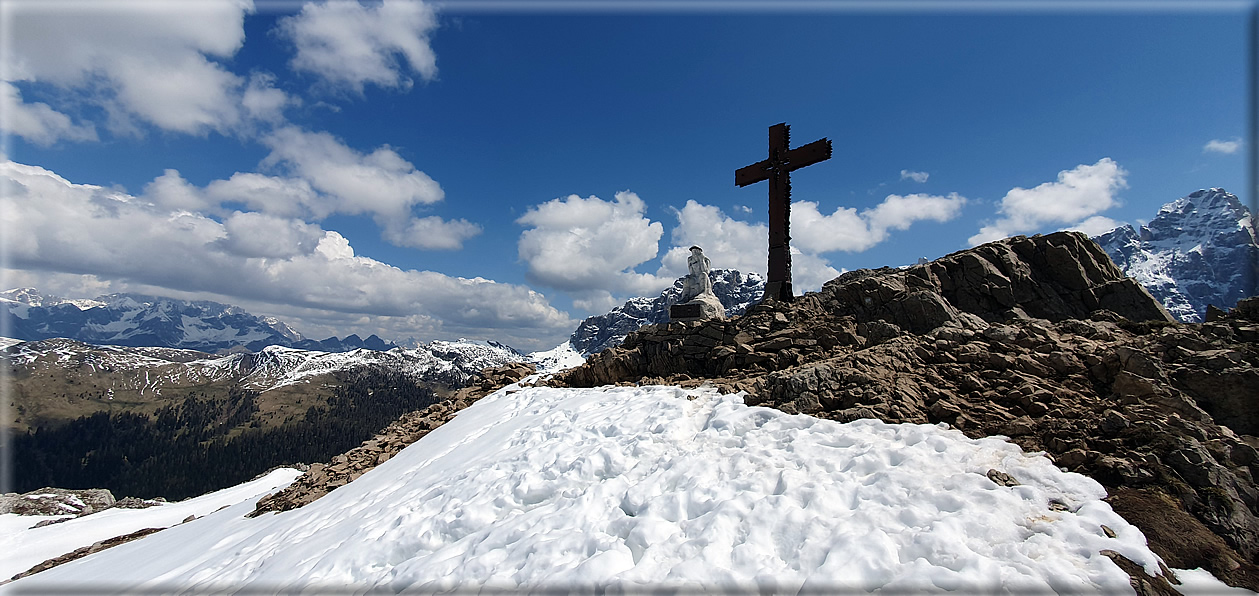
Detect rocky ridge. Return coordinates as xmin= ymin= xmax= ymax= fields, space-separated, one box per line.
xmin=551 ymin=231 xmax=1259 ymax=591
xmin=569 ymin=269 xmax=764 ymax=356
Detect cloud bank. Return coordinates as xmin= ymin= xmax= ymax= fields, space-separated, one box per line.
xmin=1 ymin=0 xmax=286 ymax=141
xmin=1 ymin=160 xmax=572 ymax=349
xmin=968 ymin=158 xmax=1127 ymax=246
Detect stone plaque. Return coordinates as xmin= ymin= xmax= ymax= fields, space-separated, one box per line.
xmin=669 ymin=303 xmax=703 ymax=320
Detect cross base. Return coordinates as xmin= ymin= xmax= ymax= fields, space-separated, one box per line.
xmin=762 ymin=280 xmax=793 ymax=303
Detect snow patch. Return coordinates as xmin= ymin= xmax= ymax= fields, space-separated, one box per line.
xmin=8 ymin=386 xmax=1178 ymax=593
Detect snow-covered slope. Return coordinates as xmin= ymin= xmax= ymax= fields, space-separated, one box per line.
xmin=0 ymin=469 xmax=302 ymax=581
xmin=1093 ymin=188 xmax=1258 ymax=322
xmin=526 ymin=340 xmax=585 ymax=373
xmin=570 ymin=269 xmax=765 ymax=356
xmin=0 ymin=289 xmax=396 ymax=353
xmin=4 ymin=384 xmax=1218 ymax=593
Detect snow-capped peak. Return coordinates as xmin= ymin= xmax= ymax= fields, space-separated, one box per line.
xmin=1093 ymin=187 xmax=1257 ymax=323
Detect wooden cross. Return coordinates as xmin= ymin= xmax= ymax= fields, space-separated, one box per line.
xmin=735 ymin=123 xmax=832 ymax=302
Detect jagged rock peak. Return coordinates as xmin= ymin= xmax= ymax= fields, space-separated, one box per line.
xmin=568 ymin=268 xmax=764 ymax=356
xmin=1094 ymin=187 xmax=1258 ymax=323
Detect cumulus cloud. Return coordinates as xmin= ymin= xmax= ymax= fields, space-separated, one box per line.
xmin=658 ymin=200 xmax=768 ymax=280
xmin=2 ymin=0 xmax=284 ymax=137
xmin=261 ymin=126 xmax=443 ymax=219
xmin=792 ymin=193 xmax=968 ymax=254
xmin=213 ymin=211 xmax=324 ymax=258
xmin=969 ymin=158 xmax=1127 ymax=246
xmin=517 ymin=191 xmax=668 ymax=299
xmin=142 ymin=169 xmax=215 ymax=213
xmin=900 ymin=169 xmax=929 ymax=183
xmin=204 ymin=172 xmax=320 ymax=219
xmin=1 ymin=160 xmax=573 ymax=348
xmin=258 ymin=126 xmax=466 ymax=249
xmin=1067 ymin=215 xmax=1124 ymax=237
xmin=1203 ymin=138 xmax=1242 ymax=155
xmin=383 ymin=216 xmax=482 ymax=251
xmin=278 ymin=0 xmax=439 ymax=93
xmin=0 ymin=81 xmax=98 ymax=146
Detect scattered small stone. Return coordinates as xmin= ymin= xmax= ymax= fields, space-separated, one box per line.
xmin=986 ymin=469 xmax=1020 ymax=487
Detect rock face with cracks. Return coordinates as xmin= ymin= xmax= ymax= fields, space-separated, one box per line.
xmin=552 ymin=231 xmax=1259 ymax=592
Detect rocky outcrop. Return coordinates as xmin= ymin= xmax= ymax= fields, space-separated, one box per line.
xmin=550 ymin=232 xmax=1259 ymax=591
xmin=249 ymin=362 xmax=536 ymax=516
xmin=0 ymin=487 xmax=116 ymax=516
xmin=559 ymin=232 xmax=1173 ymax=387
xmin=5 ymin=526 xmax=167 ymax=584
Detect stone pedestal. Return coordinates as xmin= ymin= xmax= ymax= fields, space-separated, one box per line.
xmin=669 ymin=293 xmax=726 ymax=322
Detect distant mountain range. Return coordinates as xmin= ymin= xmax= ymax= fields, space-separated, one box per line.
xmin=1 ymin=289 xmax=397 ymax=353
xmin=568 ymin=269 xmax=765 ymax=356
xmin=1093 ymin=188 xmax=1257 ymax=323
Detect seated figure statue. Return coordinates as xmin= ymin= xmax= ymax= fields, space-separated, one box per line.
xmin=679 ymin=245 xmax=713 ymax=303
xmin=670 ymin=246 xmax=726 ymax=322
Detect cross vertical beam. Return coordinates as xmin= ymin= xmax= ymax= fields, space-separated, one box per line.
xmin=735 ymin=122 xmax=832 ymax=302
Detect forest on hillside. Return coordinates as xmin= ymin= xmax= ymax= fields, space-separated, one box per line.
xmin=13 ymin=367 xmax=440 ymax=500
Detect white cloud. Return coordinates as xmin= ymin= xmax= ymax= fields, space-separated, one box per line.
xmin=279 ymin=0 xmax=439 ymax=93
xmin=1203 ymin=138 xmax=1242 ymax=155
xmin=1 ymin=160 xmax=573 ymax=348
xmin=517 ymin=191 xmax=667 ymax=298
xmin=658 ymin=200 xmax=768 ymax=280
xmin=261 ymin=126 xmax=443 ymax=219
xmin=969 ymin=158 xmax=1128 ymax=246
xmin=204 ymin=173 xmax=320 ymax=219
xmin=793 ymin=193 xmax=968 ymax=254
xmin=142 ymin=169 xmax=214 ymax=213
xmin=241 ymin=72 xmax=294 ymax=123
xmin=214 ymin=211 xmax=324 ymax=258
xmin=900 ymin=169 xmax=929 ymax=183
xmin=1066 ymin=215 xmax=1124 ymax=238
xmin=259 ymin=126 xmax=466 ymax=250
xmin=0 ymin=81 xmax=97 ymax=146
xmin=2 ymin=0 xmax=282 ymax=137
xmin=383 ymin=215 xmax=482 ymax=251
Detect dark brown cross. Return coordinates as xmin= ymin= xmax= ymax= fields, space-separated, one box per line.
xmin=735 ymin=122 xmax=832 ymax=302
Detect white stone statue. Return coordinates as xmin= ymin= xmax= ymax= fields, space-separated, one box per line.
xmin=680 ymin=245 xmax=713 ymax=303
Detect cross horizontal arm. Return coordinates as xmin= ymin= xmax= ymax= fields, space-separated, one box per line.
xmin=783 ymin=138 xmax=832 ymax=171
xmin=734 ymin=160 xmax=773 ymax=187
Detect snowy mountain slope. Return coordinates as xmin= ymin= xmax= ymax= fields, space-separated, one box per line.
xmin=527 ymin=340 xmax=586 ymax=373
xmin=1093 ymin=188 xmax=1258 ymax=322
xmin=3 ymin=337 xmax=528 ymax=396
xmin=0 ymin=469 xmax=302 ymax=581
xmin=2 ymin=383 xmax=1203 ymax=593
xmin=0 ymin=289 xmax=397 ymax=353
xmin=570 ymin=269 xmax=765 ymax=356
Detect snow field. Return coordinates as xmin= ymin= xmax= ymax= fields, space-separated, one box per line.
xmin=9 ymin=384 xmax=1176 ymax=594
xmin=0 ymin=468 xmax=302 ymax=581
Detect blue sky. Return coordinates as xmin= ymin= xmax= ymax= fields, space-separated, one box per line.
xmin=1 ymin=0 xmax=1253 ymax=351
